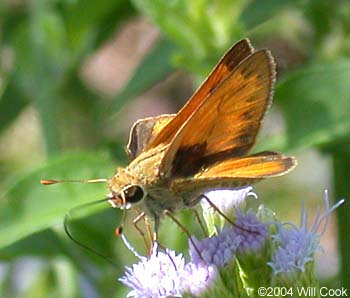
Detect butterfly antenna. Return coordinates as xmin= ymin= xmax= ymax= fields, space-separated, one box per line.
xmin=41 ymin=178 xmax=108 ymax=185
xmin=64 ymin=199 xmax=118 ymax=268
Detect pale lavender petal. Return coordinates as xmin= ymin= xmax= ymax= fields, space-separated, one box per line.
xmin=120 ymin=244 xmax=215 ymax=298
xmin=203 ymin=187 xmax=257 ymax=213
xmin=268 ymin=191 xmax=344 ymax=274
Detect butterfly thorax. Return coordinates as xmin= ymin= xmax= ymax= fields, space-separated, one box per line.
xmin=108 ymin=147 xmax=165 ymax=189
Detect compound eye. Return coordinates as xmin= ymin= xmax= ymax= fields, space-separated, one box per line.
xmin=123 ymin=185 xmax=146 ymax=203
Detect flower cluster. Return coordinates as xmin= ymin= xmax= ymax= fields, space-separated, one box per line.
xmin=119 ymin=188 xmax=344 ymax=298
xmin=119 ymin=243 xmax=216 ymax=298
xmin=267 ymin=191 xmax=344 ymax=287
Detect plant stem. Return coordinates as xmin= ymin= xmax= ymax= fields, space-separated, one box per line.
xmin=331 ymin=147 xmax=350 ymax=290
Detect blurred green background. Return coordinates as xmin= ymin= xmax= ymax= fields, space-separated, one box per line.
xmin=0 ymin=0 xmax=350 ymax=297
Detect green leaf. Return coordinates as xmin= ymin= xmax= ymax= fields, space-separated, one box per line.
xmin=240 ymin=0 xmax=298 ymax=29
xmin=108 ymin=38 xmax=175 ymax=115
xmin=9 ymin=6 xmax=69 ymax=98
xmin=0 ymin=229 xmax=62 ymax=259
xmin=63 ymin=0 xmax=135 ymax=54
xmin=0 ymin=152 xmax=115 ymax=248
xmin=132 ymin=0 xmax=208 ymax=53
xmin=0 ymin=79 xmax=29 ymax=135
xmin=90 ymin=2 xmax=136 ymax=49
xmin=0 ymin=2 xmax=28 ymax=45
xmin=9 ymin=8 xmax=69 ymax=155
xmin=276 ymin=59 xmax=350 ymax=150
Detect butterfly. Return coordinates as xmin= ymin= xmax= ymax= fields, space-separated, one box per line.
xmin=107 ymin=39 xmax=296 ymax=233
xmin=42 ymin=39 xmax=296 ymax=238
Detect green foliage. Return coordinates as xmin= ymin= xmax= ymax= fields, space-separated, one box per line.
xmin=277 ymin=60 xmax=350 ymax=150
xmin=132 ymin=0 xmax=247 ymax=75
xmin=0 ymin=152 xmax=114 ymax=248
xmin=0 ymin=78 xmax=29 ymax=135
xmin=239 ymin=0 xmax=298 ymax=29
xmin=1 ymin=0 xmax=350 ymax=297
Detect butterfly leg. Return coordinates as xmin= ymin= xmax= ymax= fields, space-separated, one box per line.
xmin=153 ymin=214 xmax=160 ymax=242
xmin=143 ymin=213 xmax=154 ymax=249
xmin=199 ymin=194 xmax=235 ymax=225
xmin=191 ymin=208 xmax=208 ymax=237
xmin=163 ymin=210 xmax=205 ymax=264
xmin=200 ymin=194 xmax=260 ymax=235
xmin=132 ymin=210 xmax=151 ymax=253
xmin=149 ymin=214 xmax=161 ymax=255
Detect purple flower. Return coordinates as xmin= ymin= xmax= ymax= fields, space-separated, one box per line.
xmin=190 ymin=229 xmax=242 ymax=267
xmin=268 ymin=190 xmax=344 ymax=274
xmin=119 ymin=189 xmax=345 ymax=295
xmin=233 ymin=209 xmax=269 ymax=253
xmin=268 ymin=224 xmax=316 ymax=274
xmin=119 ymin=243 xmax=215 ymax=298
xmin=190 ymin=209 xmax=269 ymax=267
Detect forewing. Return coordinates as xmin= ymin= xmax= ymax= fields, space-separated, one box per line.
xmin=145 ymin=39 xmax=254 ymax=150
xmin=126 ymin=114 xmax=175 ymax=160
xmin=161 ymin=50 xmax=276 ymax=177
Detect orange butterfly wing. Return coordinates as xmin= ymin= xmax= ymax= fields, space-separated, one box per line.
xmin=197 ymin=152 xmax=296 ymax=178
xmin=145 ymin=39 xmax=254 ymax=151
xmin=171 ymin=152 xmax=297 ymax=192
xmin=160 ymin=50 xmax=277 ymax=177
